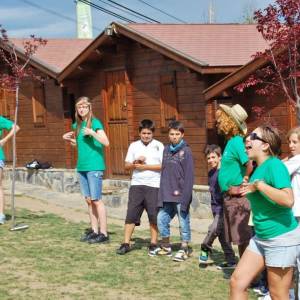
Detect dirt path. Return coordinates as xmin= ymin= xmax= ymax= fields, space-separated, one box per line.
xmin=7 ymin=195 xmax=208 ymax=244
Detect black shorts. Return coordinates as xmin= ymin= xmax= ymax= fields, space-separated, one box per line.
xmin=125 ymin=185 xmax=159 ymax=226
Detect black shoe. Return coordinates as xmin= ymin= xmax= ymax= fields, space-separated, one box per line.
xmin=80 ymin=229 xmax=97 ymax=242
xmin=88 ymin=233 xmax=109 ymax=244
xmin=116 ymin=243 xmax=131 ymax=255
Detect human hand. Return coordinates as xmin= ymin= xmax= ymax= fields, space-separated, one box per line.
xmin=134 ymin=163 xmax=146 ymax=170
xmin=240 ymin=181 xmax=258 ymax=196
xmin=0 ymin=139 xmax=4 ymax=147
xmin=63 ymin=131 xmax=74 ymax=141
xmin=82 ymin=127 xmax=94 ymax=136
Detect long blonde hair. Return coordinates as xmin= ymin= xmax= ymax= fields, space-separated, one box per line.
xmin=75 ymin=96 xmax=93 ymax=137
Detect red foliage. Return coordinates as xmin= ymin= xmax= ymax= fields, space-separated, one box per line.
xmin=0 ymin=24 xmax=47 ymax=91
xmin=234 ymin=0 xmax=300 ymax=120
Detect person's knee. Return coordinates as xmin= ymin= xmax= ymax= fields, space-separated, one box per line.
xmin=85 ymin=198 xmax=92 ymax=205
xmin=230 ymin=273 xmax=247 ymax=293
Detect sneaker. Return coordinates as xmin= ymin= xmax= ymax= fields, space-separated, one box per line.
xmin=148 ymin=244 xmax=161 ymax=257
xmin=116 ymin=243 xmax=131 ymax=255
xmin=253 ymin=286 xmax=269 ymax=296
xmin=198 ymin=250 xmax=214 ymax=264
xmin=88 ymin=233 xmax=109 ymax=244
xmin=172 ymin=248 xmax=189 ymax=262
xmin=80 ymin=228 xmax=95 ymax=242
xmin=216 ymin=262 xmax=236 ymax=270
xmin=258 ymin=293 xmax=272 ymax=300
xmin=199 ymin=250 xmax=208 ymax=262
xmin=0 ymin=213 xmax=6 ymax=225
xmin=157 ymin=246 xmax=172 ymax=257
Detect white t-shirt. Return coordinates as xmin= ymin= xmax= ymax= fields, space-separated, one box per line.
xmin=284 ymin=154 xmax=300 ymax=217
xmin=125 ymin=139 xmax=164 ymax=188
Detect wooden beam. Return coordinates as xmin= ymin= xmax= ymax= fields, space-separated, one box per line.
xmin=57 ymin=33 xmax=109 ymax=82
xmin=203 ymin=56 xmax=267 ymax=100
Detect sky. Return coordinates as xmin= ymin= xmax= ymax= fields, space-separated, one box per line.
xmin=1 ymin=0 xmax=275 ymax=38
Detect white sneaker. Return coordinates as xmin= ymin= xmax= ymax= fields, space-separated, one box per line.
xmin=258 ymin=293 xmax=272 ymax=300
xmin=0 ymin=213 xmax=5 ymax=224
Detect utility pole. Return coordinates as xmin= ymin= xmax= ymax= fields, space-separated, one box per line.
xmin=208 ymin=0 xmax=215 ymax=24
xmin=76 ymin=0 xmax=93 ymax=38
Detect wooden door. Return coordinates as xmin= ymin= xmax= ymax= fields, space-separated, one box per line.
xmin=160 ymin=72 xmax=178 ymax=127
xmin=0 ymin=89 xmax=14 ymax=163
xmin=104 ymin=70 xmax=129 ymax=177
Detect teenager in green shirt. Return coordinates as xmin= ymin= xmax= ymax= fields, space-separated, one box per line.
xmin=216 ymin=104 xmax=252 ymax=263
xmin=0 ymin=116 xmax=19 ymax=224
xmin=230 ymin=125 xmax=300 ymax=300
xmin=63 ymin=96 xmax=109 ymax=243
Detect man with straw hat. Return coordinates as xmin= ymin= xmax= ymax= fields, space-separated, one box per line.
xmin=215 ymin=104 xmax=253 ymax=269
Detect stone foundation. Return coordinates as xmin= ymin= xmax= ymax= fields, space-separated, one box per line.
xmin=4 ymin=168 xmax=212 ymax=219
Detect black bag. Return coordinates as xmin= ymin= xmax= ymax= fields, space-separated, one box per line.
xmin=25 ymin=159 xmax=40 ymax=170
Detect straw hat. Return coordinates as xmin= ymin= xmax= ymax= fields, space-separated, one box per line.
xmin=219 ymin=104 xmax=248 ymax=134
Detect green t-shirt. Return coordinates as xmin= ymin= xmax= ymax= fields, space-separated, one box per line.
xmin=247 ymin=157 xmax=297 ymax=239
xmin=218 ymin=135 xmax=248 ymax=192
xmin=73 ymin=118 xmax=106 ymax=171
xmin=0 ymin=116 xmax=13 ymax=161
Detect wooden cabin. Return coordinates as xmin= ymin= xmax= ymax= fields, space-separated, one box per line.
xmin=2 ymin=23 xmax=285 ymax=185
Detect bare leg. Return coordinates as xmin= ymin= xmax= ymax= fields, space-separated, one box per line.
xmin=86 ymin=198 xmax=98 ymax=233
xmin=230 ymin=249 xmax=265 ymax=300
xmin=124 ymin=223 xmax=135 ymax=244
xmin=150 ymin=223 xmax=158 ymax=245
xmin=93 ymin=200 xmax=107 ymax=236
xmin=238 ymin=242 xmax=249 ymax=258
xmin=268 ymin=266 xmax=294 ymax=300
xmin=0 ymin=168 xmax=4 ymax=215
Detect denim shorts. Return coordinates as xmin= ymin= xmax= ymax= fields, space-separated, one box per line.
xmin=78 ymin=171 xmax=103 ymax=201
xmin=0 ymin=160 xmax=5 ymax=169
xmin=157 ymin=202 xmax=191 ymax=242
xmin=248 ymin=236 xmax=300 ymax=268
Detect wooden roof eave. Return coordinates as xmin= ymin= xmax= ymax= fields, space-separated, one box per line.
xmin=203 ymin=55 xmax=268 ymax=101
xmin=112 ymin=22 xmax=209 ymax=73
xmin=57 ymin=33 xmax=110 ymax=82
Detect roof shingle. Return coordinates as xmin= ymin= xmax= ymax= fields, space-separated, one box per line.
xmin=126 ymin=24 xmax=268 ymax=67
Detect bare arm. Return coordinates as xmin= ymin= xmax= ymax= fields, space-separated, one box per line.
xmin=83 ymin=128 xmax=109 ymax=147
xmin=241 ymin=181 xmax=294 ymax=208
xmin=0 ymin=124 xmax=20 ymax=147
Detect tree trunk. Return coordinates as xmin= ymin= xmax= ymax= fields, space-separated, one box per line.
xmin=10 ymin=83 xmax=19 ymax=227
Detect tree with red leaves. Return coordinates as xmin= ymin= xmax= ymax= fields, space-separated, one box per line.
xmin=0 ymin=25 xmax=46 ymax=228
xmin=235 ymin=0 xmax=300 ymax=122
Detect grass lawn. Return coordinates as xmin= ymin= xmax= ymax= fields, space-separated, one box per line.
xmin=0 ymin=209 xmax=256 ymax=300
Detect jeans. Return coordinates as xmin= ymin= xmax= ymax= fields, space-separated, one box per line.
xmin=78 ymin=171 xmax=103 ymax=200
xmin=201 ymin=213 xmax=236 ymax=264
xmin=157 ymin=202 xmax=191 ymax=242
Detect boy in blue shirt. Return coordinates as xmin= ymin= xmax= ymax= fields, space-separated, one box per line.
xmin=157 ymin=120 xmax=194 ymax=262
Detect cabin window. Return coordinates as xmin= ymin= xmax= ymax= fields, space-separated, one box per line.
xmin=160 ymin=72 xmax=178 ymax=128
xmin=0 ymin=89 xmax=13 ymax=118
xmin=32 ymin=82 xmax=46 ymax=126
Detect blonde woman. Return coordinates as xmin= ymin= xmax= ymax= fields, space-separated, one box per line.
xmin=63 ymin=96 xmax=109 ymax=243
xmin=230 ymin=125 xmax=300 ymax=300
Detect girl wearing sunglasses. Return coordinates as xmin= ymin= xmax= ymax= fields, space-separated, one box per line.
xmin=230 ymin=125 xmax=300 ymax=300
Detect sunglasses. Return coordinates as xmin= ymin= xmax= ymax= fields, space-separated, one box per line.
xmin=244 ymin=132 xmax=268 ymax=144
